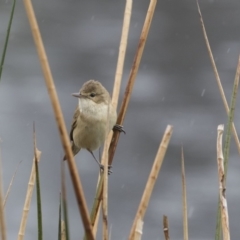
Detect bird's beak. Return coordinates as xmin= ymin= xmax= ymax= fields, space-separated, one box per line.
xmin=72 ymin=93 xmax=82 ymax=98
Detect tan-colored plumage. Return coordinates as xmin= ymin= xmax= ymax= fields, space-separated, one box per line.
xmin=63 ymin=80 xmax=117 ymax=162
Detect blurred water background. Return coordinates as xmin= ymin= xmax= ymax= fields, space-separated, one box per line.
xmin=0 ymin=0 xmax=240 ymax=239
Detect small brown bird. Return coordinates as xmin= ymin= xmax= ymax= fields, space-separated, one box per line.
xmin=64 ymin=80 xmax=122 ymax=171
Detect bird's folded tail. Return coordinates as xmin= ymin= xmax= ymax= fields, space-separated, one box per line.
xmin=63 ymin=143 xmax=81 ymax=160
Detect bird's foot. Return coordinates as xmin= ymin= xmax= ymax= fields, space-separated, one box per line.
xmin=100 ymin=164 xmax=113 ymax=175
xmin=113 ymin=124 xmax=126 ymax=134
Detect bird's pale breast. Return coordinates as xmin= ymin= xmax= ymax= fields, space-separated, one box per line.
xmin=73 ymin=99 xmax=117 ymax=151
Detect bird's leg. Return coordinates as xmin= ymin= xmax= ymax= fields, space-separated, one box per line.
xmin=88 ymin=149 xmax=101 ymax=166
xmin=113 ymin=124 xmax=126 ymax=134
xmin=88 ymin=149 xmax=112 ymax=175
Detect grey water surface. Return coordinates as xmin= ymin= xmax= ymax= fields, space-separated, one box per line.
xmin=0 ymin=0 xmax=240 ymax=239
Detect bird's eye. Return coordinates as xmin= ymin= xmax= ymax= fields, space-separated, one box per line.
xmin=90 ymin=93 xmax=96 ymax=97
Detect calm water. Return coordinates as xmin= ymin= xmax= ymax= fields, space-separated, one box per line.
xmin=0 ymin=0 xmax=240 ymax=239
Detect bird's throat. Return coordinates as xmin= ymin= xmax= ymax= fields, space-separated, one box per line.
xmin=78 ymin=98 xmax=108 ymax=120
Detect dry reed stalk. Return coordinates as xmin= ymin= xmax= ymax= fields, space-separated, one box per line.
xmin=129 ymin=125 xmax=173 ymax=240
xmin=90 ymin=176 xmax=104 ymax=236
xmin=216 ymin=125 xmax=230 ymax=240
xmin=18 ymin=149 xmax=41 ymax=240
xmin=92 ymin=208 xmax=100 ymax=237
xmin=88 ymin=0 xmax=156 ymax=237
xmin=112 ymin=0 xmax=132 ymax=109
xmin=133 ymin=218 xmax=144 ymax=240
xmin=215 ymin=55 xmax=240 ymax=240
xmin=0 ymin=149 xmax=6 ymax=240
xmin=91 ymin=0 xmax=133 ymax=234
xmin=196 ymin=0 xmax=240 ymax=155
xmin=163 ymin=215 xmax=170 ymax=240
xmin=3 ymin=160 xmax=22 ymax=207
xmin=23 ymin=1 xmax=94 ymax=239
xmin=61 ymin=162 xmax=69 ymax=240
xmin=181 ymin=148 xmax=188 ymax=240
xmin=224 ymin=54 xmax=240 ymax=174
xmin=61 ymin=221 xmax=66 ymax=240
xmin=91 ymin=0 xmax=157 ymax=229
xmin=109 ymin=0 xmax=157 ymax=164
xmin=101 ymin=109 xmax=111 ymax=240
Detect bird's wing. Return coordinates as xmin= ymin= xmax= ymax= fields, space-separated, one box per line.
xmin=69 ymin=106 xmax=80 ymax=141
xmin=63 ymin=106 xmax=80 ymax=160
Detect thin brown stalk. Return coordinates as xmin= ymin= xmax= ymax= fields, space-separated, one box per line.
xmin=163 ymin=215 xmax=170 ymax=240
xmin=0 ymin=149 xmax=6 ymax=240
xmin=90 ymin=1 xmax=133 ymax=235
xmin=181 ymin=148 xmax=188 ymax=240
xmin=23 ymin=1 xmax=94 ymax=239
xmin=196 ymin=0 xmax=240 ymax=155
xmin=216 ymin=125 xmax=230 ymax=240
xmin=90 ymin=0 xmax=157 ymax=232
xmin=109 ymin=0 xmax=158 ymax=164
xmin=18 ymin=150 xmax=41 ymax=240
xmin=112 ymin=0 xmax=132 ymax=109
xmin=129 ymin=125 xmax=173 ymax=240
xmin=3 ymin=160 xmax=22 ymax=207
xmin=133 ymin=218 xmax=144 ymax=240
